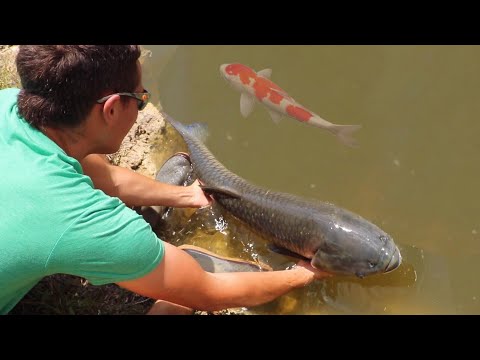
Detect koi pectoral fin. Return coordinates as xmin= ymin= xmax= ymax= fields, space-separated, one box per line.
xmin=257 ymin=68 xmax=272 ymax=79
xmin=240 ymin=93 xmax=256 ymax=118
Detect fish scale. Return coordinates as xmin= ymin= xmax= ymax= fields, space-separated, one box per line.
xmin=164 ymin=113 xmax=402 ymax=277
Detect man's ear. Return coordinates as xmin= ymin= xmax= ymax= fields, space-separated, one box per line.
xmin=101 ymin=94 xmax=121 ymax=126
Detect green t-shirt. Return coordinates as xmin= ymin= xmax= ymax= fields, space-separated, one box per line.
xmin=0 ymin=88 xmax=164 ymax=314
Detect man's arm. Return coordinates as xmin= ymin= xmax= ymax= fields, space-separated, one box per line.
xmin=80 ymin=154 xmax=210 ymax=208
xmin=117 ymin=242 xmax=330 ymax=312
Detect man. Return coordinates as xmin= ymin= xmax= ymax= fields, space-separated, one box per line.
xmin=0 ymin=45 xmax=329 ymax=315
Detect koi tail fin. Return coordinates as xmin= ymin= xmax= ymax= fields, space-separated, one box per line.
xmin=329 ymin=124 xmax=362 ymax=148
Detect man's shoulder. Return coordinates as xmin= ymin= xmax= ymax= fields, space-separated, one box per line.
xmin=0 ymin=88 xmax=20 ymax=121
xmin=0 ymin=87 xmax=20 ymax=96
xmin=0 ymin=88 xmax=20 ymax=103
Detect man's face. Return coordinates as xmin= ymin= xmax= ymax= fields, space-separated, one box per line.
xmin=110 ymin=60 xmax=145 ymax=151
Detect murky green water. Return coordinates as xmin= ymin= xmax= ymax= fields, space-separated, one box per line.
xmin=142 ymin=45 xmax=480 ymax=314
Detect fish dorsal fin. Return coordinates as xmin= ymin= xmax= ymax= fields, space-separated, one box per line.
xmin=200 ymin=185 xmax=242 ymax=199
xmin=257 ymin=68 xmax=272 ymax=79
xmin=240 ymin=93 xmax=256 ymax=118
xmin=267 ymin=109 xmax=282 ymax=124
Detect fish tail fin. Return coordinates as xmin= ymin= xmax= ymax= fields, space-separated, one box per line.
xmin=162 ymin=112 xmax=209 ymax=143
xmin=329 ymin=124 xmax=362 ymax=148
xmin=184 ymin=123 xmax=209 ymax=143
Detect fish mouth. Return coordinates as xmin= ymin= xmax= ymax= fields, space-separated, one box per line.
xmin=384 ymin=246 xmax=402 ymax=273
xmin=219 ymin=64 xmax=228 ymax=76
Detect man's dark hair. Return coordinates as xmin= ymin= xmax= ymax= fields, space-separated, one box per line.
xmin=16 ymin=45 xmax=141 ymax=129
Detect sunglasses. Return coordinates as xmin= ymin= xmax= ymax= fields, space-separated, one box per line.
xmin=96 ymin=89 xmax=151 ymax=111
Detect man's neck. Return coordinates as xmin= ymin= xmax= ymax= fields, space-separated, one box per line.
xmin=42 ymin=126 xmax=91 ymax=161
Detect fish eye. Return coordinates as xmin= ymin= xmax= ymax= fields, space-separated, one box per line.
xmin=368 ymin=261 xmax=376 ymax=268
xmin=379 ymin=235 xmax=388 ymax=243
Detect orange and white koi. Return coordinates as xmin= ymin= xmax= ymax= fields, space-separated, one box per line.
xmin=220 ymin=63 xmax=362 ymax=147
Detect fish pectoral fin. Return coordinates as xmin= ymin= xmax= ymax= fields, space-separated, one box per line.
xmin=240 ymin=93 xmax=256 ymax=118
xmin=200 ymin=185 xmax=242 ymax=199
xmin=267 ymin=109 xmax=283 ymax=124
xmin=257 ymin=68 xmax=272 ymax=79
xmin=267 ymin=244 xmax=310 ymax=260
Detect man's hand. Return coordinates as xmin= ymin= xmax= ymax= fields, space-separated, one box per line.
xmin=188 ymin=179 xmax=213 ymax=208
xmin=294 ymin=260 xmax=332 ymax=281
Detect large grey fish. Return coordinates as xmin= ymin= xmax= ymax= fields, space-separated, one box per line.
xmin=179 ymin=245 xmax=272 ymax=273
xmin=137 ymin=153 xmax=271 ymax=274
xmin=138 ymin=152 xmax=195 ymax=229
xmin=163 ymin=113 xmax=402 ymax=278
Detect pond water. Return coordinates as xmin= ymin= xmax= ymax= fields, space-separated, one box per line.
xmin=141 ymin=45 xmax=480 ymax=314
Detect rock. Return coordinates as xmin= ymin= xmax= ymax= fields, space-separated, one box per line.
xmin=107 ymin=103 xmax=167 ymax=177
xmin=0 ymin=45 xmax=20 ymax=89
